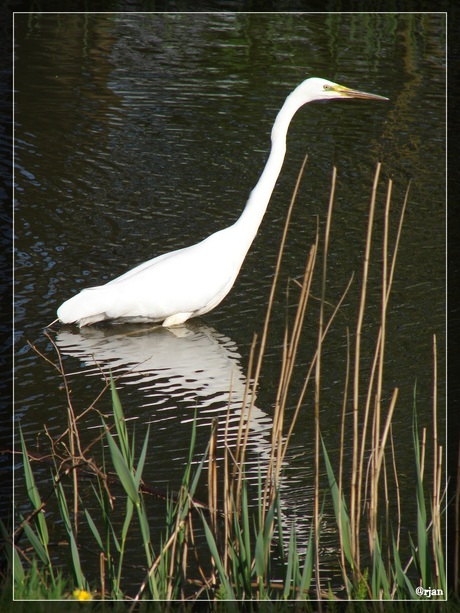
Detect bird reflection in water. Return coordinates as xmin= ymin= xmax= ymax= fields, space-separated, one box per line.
xmin=56 ymin=322 xmax=272 ymax=471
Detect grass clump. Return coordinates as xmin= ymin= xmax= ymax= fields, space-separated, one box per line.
xmin=10 ymin=160 xmax=448 ymax=603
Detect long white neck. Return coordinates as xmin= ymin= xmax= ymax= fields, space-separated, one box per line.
xmin=230 ymin=88 xmax=307 ymax=258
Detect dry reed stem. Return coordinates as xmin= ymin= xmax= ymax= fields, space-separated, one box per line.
xmin=261 ymin=172 xmax=355 ymax=517
xmin=367 ymin=384 xmax=398 ymax=557
xmin=232 ymin=337 xmax=255 ymax=477
xmin=44 ymin=333 xmax=83 ymax=529
xmin=337 ymin=327 xmax=351 ymax=594
xmin=263 ymin=240 xmax=318 ymax=500
xmin=433 ymin=444 xmax=443 ymax=585
xmin=373 ymin=389 xmax=399 ymax=484
xmin=99 ymin=551 xmax=105 ymax=601
xmin=281 ymin=271 xmax=354 ymax=475
xmin=188 ymin=512 xmax=211 ymax=594
xmin=206 ymin=418 xmax=218 ymax=591
xmin=313 ymin=164 xmax=337 ymax=600
xmin=227 ymin=331 xmax=257 ymax=519
xmin=431 ymin=334 xmax=443 ymax=586
xmin=355 ymin=173 xmax=410 ymax=565
xmin=235 ymin=337 xmax=258 ymax=512
xmin=384 ymin=180 xmax=411 ymax=311
xmin=389 ymin=424 xmax=402 ymax=550
xmin=368 ymin=178 xmax=393 ymax=551
xmin=365 ymin=178 xmax=410 ymax=540
xmin=223 ymin=396 xmax=231 ymax=572
xmin=37 ymin=333 xmax=111 ymax=457
xmin=432 ymin=334 xmax=438 ymax=520
xmin=252 ymin=153 xmax=309 ymax=391
xmin=352 ymin=161 xmax=381 ymax=565
xmin=368 ymin=388 xmax=399 ymax=552
xmin=208 ymin=418 xmax=218 ymax=534
xmin=276 ymin=239 xmax=316 ymax=411
xmin=247 ymin=154 xmax=309 ymax=522
xmin=364 ymin=179 xmax=411 ymax=545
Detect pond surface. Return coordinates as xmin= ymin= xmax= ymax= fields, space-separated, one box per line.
xmin=13 ymin=12 xmax=446 ymax=596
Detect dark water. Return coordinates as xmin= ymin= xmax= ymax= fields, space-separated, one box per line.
xmin=13 ymin=12 xmax=445 ymax=595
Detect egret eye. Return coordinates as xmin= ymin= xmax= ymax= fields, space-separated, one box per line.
xmin=323 ymin=84 xmax=333 ymax=91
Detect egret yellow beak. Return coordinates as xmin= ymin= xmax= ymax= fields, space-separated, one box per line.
xmin=333 ymin=84 xmax=389 ymax=101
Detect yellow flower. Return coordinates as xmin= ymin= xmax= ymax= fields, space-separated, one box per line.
xmin=73 ymin=588 xmax=92 ymax=600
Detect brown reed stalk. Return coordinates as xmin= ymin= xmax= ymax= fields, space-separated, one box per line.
xmin=234 ymin=336 xmax=258 ymax=513
xmin=246 ymin=154 xmax=309 ymax=521
xmin=252 ymin=153 xmax=309 ymax=395
xmin=312 ymin=164 xmax=337 ymax=600
xmin=368 ymin=178 xmax=393 ymax=552
xmin=99 ymin=551 xmax=105 ymax=600
xmin=263 ymin=239 xmax=318 ymax=498
xmin=356 ymin=173 xmax=410 ymax=565
xmin=338 ymin=327 xmax=352 ymax=594
xmin=280 ymin=272 xmax=354 ymax=477
xmin=367 ymin=177 xmax=410 ymax=556
xmin=433 ymin=444 xmax=443 ymax=585
xmin=382 ymin=448 xmax=391 ymax=575
xmin=223 ymin=392 xmax=231 ymax=573
xmin=206 ymin=418 xmax=219 ymax=589
xmin=54 ymin=334 xmax=85 ymax=531
xmin=431 ymin=334 xmax=443 ymax=586
xmin=208 ymin=418 xmax=218 ymax=534
xmin=432 ymin=333 xmax=438 ymax=515
xmin=351 ymin=161 xmax=381 ymax=568
xmin=389 ymin=424 xmax=402 ymax=550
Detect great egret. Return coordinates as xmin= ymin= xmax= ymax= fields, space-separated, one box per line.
xmin=57 ymin=77 xmax=388 ymax=327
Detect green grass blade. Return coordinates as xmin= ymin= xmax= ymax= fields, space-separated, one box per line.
xmin=321 ymin=436 xmax=353 ymax=567
xmin=283 ymin=523 xmax=296 ymax=599
xmin=1 ymin=520 xmax=25 ymax=584
xmin=105 ymin=424 xmax=139 ymax=505
xmin=298 ymin=524 xmax=314 ymax=599
xmin=412 ymin=405 xmax=431 ymax=586
xmin=391 ymin=529 xmax=417 ymax=598
xmin=56 ymin=480 xmax=86 ymax=589
xmin=121 ymin=498 xmax=134 ymax=542
xmin=183 ymin=411 xmax=197 ymax=486
xmin=21 ymin=521 xmax=49 ymax=566
xmin=371 ymin=532 xmax=390 ymax=599
xmin=19 ymin=428 xmax=40 ymax=510
xmin=434 ymin=542 xmax=446 ymax=594
xmin=200 ymin=511 xmax=235 ymax=599
xmin=110 ymin=375 xmax=131 ymax=467
xmin=19 ymin=428 xmax=49 ymax=548
xmin=188 ymin=453 xmax=206 ymax=502
xmin=264 ymin=495 xmax=276 ymax=541
xmin=134 ymin=425 xmax=150 ymax=490
xmin=276 ymin=487 xmax=285 ymax=561
xmin=255 ymin=529 xmax=266 ymax=581
xmin=69 ymin=529 xmax=86 ymax=589
xmin=138 ymin=500 xmax=152 ymax=552
xmin=241 ymin=480 xmax=251 ymax=574
xmin=84 ymin=508 xmax=104 ymax=551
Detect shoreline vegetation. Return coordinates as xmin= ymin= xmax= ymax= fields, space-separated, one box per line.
xmin=6 ymin=161 xmax=451 ymax=606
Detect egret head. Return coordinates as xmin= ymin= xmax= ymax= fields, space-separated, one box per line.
xmin=294 ymin=77 xmax=389 ymax=104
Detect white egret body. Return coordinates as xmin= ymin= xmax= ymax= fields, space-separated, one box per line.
xmin=57 ymin=77 xmax=387 ymax=327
